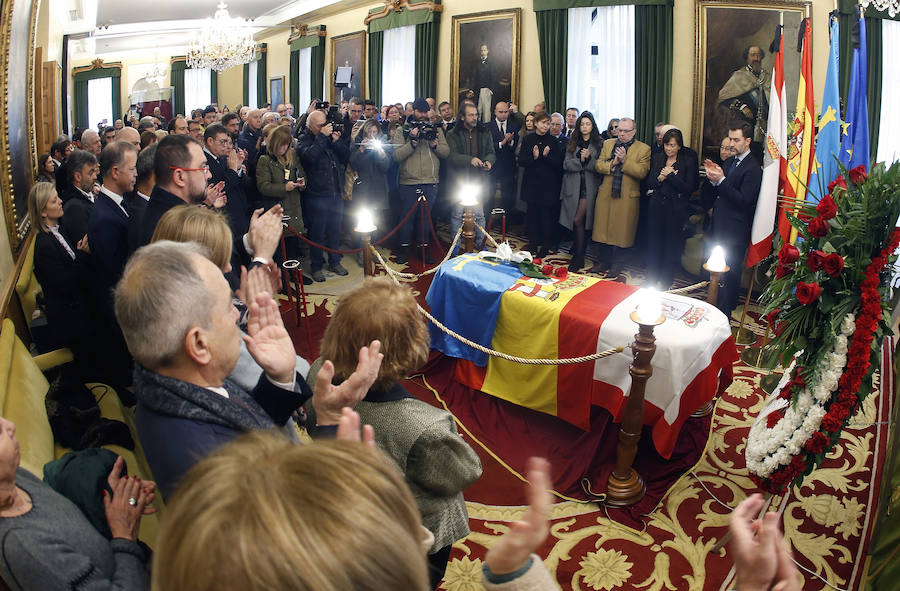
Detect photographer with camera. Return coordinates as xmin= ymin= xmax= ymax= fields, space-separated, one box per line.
xmin=392 ymin=98 xmax=449 ymax=265
xmin=297 ymin=109 xmax=351 ymax=282
xmin=446 ymin=102 xmax=496 ymax=253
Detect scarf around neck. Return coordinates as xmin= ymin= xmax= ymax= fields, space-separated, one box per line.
xmin=611 ymin=138 xmax=635 ymax=198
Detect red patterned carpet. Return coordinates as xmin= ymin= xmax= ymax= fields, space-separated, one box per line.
xmin=280 ymin=235 xmax=892 ymax=591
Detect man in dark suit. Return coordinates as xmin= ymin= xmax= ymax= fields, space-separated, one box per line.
xmin=487 ymin=101 xmax=520 ymax=221
xmin=204 ymin=123 xmax=250 ymax=240
xmin=125 ymin=143 xmax=156 ymax=252
xmin=59 ymin=149 xmax=99 ymax=247
xmin=89 ymin=141 xmax=138 ymax=288
xmin=704 ymin=121 xmax=762 ymax=318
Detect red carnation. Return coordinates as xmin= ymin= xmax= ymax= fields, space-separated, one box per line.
xmin=823 ymin=413 xmax=842 ymax=432
xmin=828 ymin=175 xmax=847 ymax=193
xmin=816 ymin=195 xmax=838 ymax=220
xmin=776 ymin=264 xmax=790 ymax=279
xmin=808 ymin=216 xmax=829 ymax=238
xmin=540 ymin=264 xmax=553 ymax=276
xmin=804 ymin=431 xmax=829 ymax=455
xmin=849 ymin=165 xmax=868 ymax=184
xmin=553 ymin=266 xmax=568 ymax=279
xmin=796 ymin=281 xmax=822 ymax=305
xmin=823 ymin=253 xmax=844 ymax=277
xmin=532 ymin=258 xmax=543 ymax=265
xmin=778 ymin=243 xmax=800 ymax=265
xmin=807 ymin=250 xmax=825 ymax=272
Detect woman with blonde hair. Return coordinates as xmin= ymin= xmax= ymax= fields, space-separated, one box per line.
xmin=155 ymin=428 xmax=555 ymax=591
xmin=256 ymin=125 xmax=305 ymax=232
xmin=310 ymin=277 xmax=482 ymax=589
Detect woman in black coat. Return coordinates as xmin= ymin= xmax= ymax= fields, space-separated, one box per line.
xmin=518 ymin=112 xmax=564 ymax=257
xmin=349 ymin=119 xmax=392 ymax=244
xmin=644 ymin=128 xmax=699 ymax=288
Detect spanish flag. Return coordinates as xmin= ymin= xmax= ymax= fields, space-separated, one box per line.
xmin=786 ymin=18 xmax=816 ymax=243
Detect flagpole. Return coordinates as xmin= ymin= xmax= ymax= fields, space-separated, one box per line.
xmin=733 ymin=266 xmax=757 ymax=345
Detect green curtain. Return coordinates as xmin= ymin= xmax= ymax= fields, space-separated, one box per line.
xmin=171 ymin=60 xmax=186 ymax=116
xmin=634 ymin=4 xmax=673 ymax=146
xmin=257 ymin=43 xmax=268 ymax=106
xmin=866 ymin=19 xmax=881 ymax=163
xmin=210 ymin=70 xmax=218 ymax=105
xmin=72 ymin=66 xmax=122 ymax=129
xmin=414 ymin=18 xmax=440 ymax=99
xmin=242 ymin=63 xmax=249 ymax=105
xmin=368 ymin=31 xmax=384 ymax=106
xmin=310 ymin=38 xmax=325 ymax=101
xmin=535 ymin=9 xmax=568 ymax=115
xmin=289 ymin=49 xmax=300 ymax=108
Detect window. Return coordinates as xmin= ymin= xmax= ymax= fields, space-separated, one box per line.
xmin=295 ymin=47 xmax=312 ymax=111
xmin=566 ymin=5 xmax=635 ymax=125
xmin=87 ymin=77 xmax=113 ymax=130
xmin=382 ymin=25 xmax=416 ymax=107
xmin=877 ymin=19 xmax=900 ymax=165
xmin=248 ymin=60 xmax=258 ymax=109
xmin=185 ymin=67 xmax=212 ymax=113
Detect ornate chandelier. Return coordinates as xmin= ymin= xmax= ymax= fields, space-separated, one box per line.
xmin=859 ymin=0 xmax=898 ymax=17
xmin=187 ymin=2 xmax=257 ymax=72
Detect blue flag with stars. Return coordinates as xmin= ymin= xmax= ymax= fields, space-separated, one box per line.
xmin=840 ymin=12 xmax=869 ymax=171
xmin=808 ymin=16 xmax=841 ymax=201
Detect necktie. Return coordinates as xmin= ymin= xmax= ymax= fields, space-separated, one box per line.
xmin=728 ymin=157 xmax=740 ymax=175
xmin=500 ymin=122 xmax=505 ymax=136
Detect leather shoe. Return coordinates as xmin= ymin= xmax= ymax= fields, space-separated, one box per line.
xmin=311 ymin=270 xmax=326 ymax=283
xmin=587 ymin=262 xmax=609 ymax=275
xmin=328 ymin=263 xmax=349 ymax=276
xmin=302 ymin=274 xmax=313 ymax=285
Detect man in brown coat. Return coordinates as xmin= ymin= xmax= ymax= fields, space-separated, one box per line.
xmin=588 ymin=117 xmax=651 ymax=278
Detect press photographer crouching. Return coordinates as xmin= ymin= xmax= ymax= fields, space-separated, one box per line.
xmin=393 ymin=98 xmax=449 ymax=264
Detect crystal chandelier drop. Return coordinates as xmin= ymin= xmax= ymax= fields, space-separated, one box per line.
xmin=187 ymin=2 xmax=257 ymax=72
xmin=859 ymin=0 xmax=898 ymax=17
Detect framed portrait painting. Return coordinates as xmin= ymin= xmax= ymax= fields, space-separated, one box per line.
xmin=693 ymin=0 xmax=809 ymax=162
xmin=269 ymin=76 xmax=284 ymax=108
xmin=451 ymin=8 xmax=521 ymax=122
xmin=330 ymin=31 xmax=366 ymax=104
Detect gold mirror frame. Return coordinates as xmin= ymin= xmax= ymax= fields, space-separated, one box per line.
xmin=0 ymin=0 xmax=39 ymax=252
xmin=450 ymin=8 xmax=522 ymax=116
xmin=692 ymin=0 xmax=810 ymax=162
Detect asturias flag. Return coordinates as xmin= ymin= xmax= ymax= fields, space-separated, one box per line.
xmin=786 ymin=18 xmax=816 ymax=244
xmin=808 ymin=14 xmax=842 ymax=202
xmin=746 ymin=25 xmax=787 ymax=267
xmin=840 ymin=11 xmax=870 ymax=171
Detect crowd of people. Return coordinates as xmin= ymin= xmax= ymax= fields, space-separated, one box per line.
xmin=8 ymin=91 xmax=774 ymax=590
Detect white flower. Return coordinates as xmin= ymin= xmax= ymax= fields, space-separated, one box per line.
xmin=841 ymin=314 xmax=856 ymax=334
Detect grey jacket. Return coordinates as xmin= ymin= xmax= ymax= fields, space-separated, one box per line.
xmin=559 ymin=141 xmax=602 ymax=231
xmin=393 ymin=126 xmax=449 ymax=185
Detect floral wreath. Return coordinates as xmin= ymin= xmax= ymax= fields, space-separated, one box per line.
xmin=746 ymin=162 xmax=900 ymax=494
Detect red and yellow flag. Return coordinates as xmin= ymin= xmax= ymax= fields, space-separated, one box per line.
xmin=785 ymin=18 xmax=816 ymax=243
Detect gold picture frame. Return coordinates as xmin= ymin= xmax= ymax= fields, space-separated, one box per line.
xmin=692 ymin=0 xmax=810 ymax=162
xmin=450 ymin=8 xmax=521 ymax=118
xmin=0 ymin=0 xmax=39 ymax=251
xmin=329 ymin=31 xmax=366 ymax=104
xmin=269 ymin=75 xmax=285 ymax=107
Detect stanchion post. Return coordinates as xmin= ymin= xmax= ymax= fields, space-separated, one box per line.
xmin=355 ymin=209 xmax=377 ymax=277
xmin=733 ymin=265 xmax=758 ymax=345
xmin=703 ymin=245 xmax=730 ymax=308
xmin=459 ymin=188 xmax=479 ymax=254
xmin=607 ymin=290 xmax=664 ymax=507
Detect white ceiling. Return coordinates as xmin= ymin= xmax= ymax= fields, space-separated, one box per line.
xmin=63 ymin=0 xmax=365 ymax=60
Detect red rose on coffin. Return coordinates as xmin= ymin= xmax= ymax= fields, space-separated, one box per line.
xmin=807 ymin=250 xmax=825 ymax=272
xmin=778 ymin=243 xmax=800 ymax=265
xmin=553 ymin=267 xmax=568 ymax=279
xmin=541 ymin=264 xmax=553 ymax=276
xmin=775 ymin=264 xmax=790 ymax=279
xmin=532 ymin=258 xmax=543 ymax=265
xmin=823 ymin=253 xmax=845 ymax=277
xmin=828 ymin=175 xmax=847 ymax=193
xmin=796 ymin=281 xmax=822 ymax=305
xmin=808 ymin=216 xmax=829 ymax=238
xmin=816 ymin=195 xmax=838 ymax=220
xmin=849 ymin=165 xmax=868 ymax=184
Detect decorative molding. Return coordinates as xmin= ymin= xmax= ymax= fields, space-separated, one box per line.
xmin=72 ymin=58 xmax=123 ymax=75
xmin=288 ymin=23 xmax=327 ymax=45
xmin=364 ymin=0 xmax=443 ymax=25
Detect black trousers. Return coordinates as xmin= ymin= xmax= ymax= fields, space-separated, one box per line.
xmin=717 ymin=240 xmax=749 ymax=317
xmin=428 ymin=545 xmax=453 ymax=590
xmin=526 ymin=201 xmax=557 ymax=252
xmin=645 ymin=194 xmax=687 ymax=285
xmin=489 ymin=171 xmax=518 ymax=218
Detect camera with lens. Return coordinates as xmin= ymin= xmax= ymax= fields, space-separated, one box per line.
xmin=413 ymin=121 xmax=438 ymax=141
xmin=326 ymin=105 xmax=344 ymax=133
xmin=315 ymin=100 xmax=330 ymax=110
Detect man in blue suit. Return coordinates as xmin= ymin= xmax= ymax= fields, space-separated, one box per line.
xmin=704 ymin=121 xmax=762 ymax=318
xmin=487 ymin=102 xmax=520 ymax=221
xmin=89 ymin=141 xmax=138 ymax=287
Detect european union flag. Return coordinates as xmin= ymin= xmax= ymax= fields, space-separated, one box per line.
xmin=808 ymin=15 xmax=841 ymax=201
xmin=840 ymin=12 xmax=869 ymax=171
xmin=425 ymin=255 xmax=524 ymax=366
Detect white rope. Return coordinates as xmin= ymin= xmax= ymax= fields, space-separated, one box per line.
xmin=384 ymin=228 xmax=463 ymax=282
xmin=474 ymin=223 xmax=499 ymax=248
xmin=665 ymin=281 xmax=710 ymax=295
xmin=370 ymin=245 xmax=626 ymax=366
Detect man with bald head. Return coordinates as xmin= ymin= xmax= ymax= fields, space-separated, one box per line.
xmin=116 ymin=126 xmax=141 ymax=150
xmin=488 ymin=101 xmax=520 ymax=219
xmin=297 ymin=109 xmax=350 ymax=282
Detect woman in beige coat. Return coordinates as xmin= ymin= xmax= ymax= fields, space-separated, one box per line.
xmin=588 ymin=118 xmax=651 ymax=277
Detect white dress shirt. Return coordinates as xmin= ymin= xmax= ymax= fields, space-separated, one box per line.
xmin=99 ymin=185 xmax=128 ymax=216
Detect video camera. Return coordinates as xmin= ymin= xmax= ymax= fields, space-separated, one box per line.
xmin=412 ymin=121 xmax=438 ymax=142
xmin=326 ymin=105 xmax=344 ymax=134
